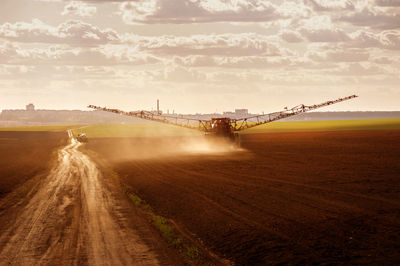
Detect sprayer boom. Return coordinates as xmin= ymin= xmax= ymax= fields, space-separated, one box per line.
xmin=88 ymin=95 xmax=358 ymax=138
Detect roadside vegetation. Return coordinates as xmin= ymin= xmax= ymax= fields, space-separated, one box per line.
xmin=125 ymin=189 xmax=222 ymax=265
xmin=82 ymin=145 xmax=225 ymax=265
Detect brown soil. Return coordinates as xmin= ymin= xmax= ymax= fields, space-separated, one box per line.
xmin=86 ymin=130 xmax=400 ymax=265
xmin=0 ymin=131 xmax=67 ymax=197
xmin=0 ymin=131 xmax=184 ymax=265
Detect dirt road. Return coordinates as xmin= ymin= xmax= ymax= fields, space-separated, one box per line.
xmin=0 ymin=131 xmax=161 ymax=265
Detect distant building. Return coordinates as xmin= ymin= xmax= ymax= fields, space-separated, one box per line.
xmin=235 ymin=109 xmax=248 ymax=116
xmin=222 ymin=109 xmax=249 ymax=119
xmin=26 ymin=103 xmax=35 ymax=111
xmin=223 ymin=111 xmax=235 ymax=116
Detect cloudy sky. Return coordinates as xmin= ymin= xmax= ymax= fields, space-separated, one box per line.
xmin=0 ymin=0 xmax=399 ymax=113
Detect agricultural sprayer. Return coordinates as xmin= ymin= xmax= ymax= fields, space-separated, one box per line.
xmin=88 ymin=95 xmax=358 ymax=143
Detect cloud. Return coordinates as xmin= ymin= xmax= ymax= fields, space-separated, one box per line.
xmin=302 ymin=1 xmax=399 ymax=30
xmin=338 ymin=6 xmax=400 ymax=29
xmin=173 ymin=55 xmax=293 ymax=69
xmin=301 ymin=28 xmax=350 ymax=42
xmin=373 ymin=56 xmax=394 ymax=64
xmin=326 ymin=50 xmax=370 ymax=62
xmin=124 ymin=33 xmax=286 ymax=57
xmin=290 ymin=16 xmax=351 ymax=43
xmin=0 ymin=19 xmax=291 ymax=57
xmin=375 ymin=0 xmax=400 ymax=7
xmin=0 ymin=42 xmax=19 ymax=63
xmin=306 ymin=0 xmax=355 ymax=11
xmin=0 ymin=43 xmax=162 ymax=66
xmin=349 ymin=29 xmax=400 ymax=50
xmin=0 ymin=64 xmax=120 ymax=81
xmin=95 ymin=45 xmax=162 ymax=65
xmin=378 ymin=30 xmax=400 ymax=49
xmin=306 ymin=48 xmax=370 ymax=62
xmin=0 ymin=19 xmax=119 ymax=46
xmin=162 ymin=66 xmax=207 ymax=83
xmin=71 ymin=0 xmax=124 ymax=2
xmin=276 ymin=1 xmax=313 ymax=18
xmin=119 ymin=0 xmax=284 ymax=24
xmin=62 ymin=1 xmax=97 ymax=17
xmin=280 ymin=30 xmax=304 ymax=43
xmin=328 ymin=63 xmax=385 ymax=76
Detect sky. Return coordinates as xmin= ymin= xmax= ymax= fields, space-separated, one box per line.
xmin=0 ymin=0 xmax=399 ymax=114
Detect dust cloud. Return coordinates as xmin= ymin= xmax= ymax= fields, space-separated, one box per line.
xmin=180 ymin=136 xmax=242 ymax=154
xmin=86 ymin=135 xmax=246 ymax=163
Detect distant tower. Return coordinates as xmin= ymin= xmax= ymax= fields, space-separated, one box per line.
xmin=157 ymin=99 xmax=159 ymax=114
xmin=26 ymin=103 xmax=35 ymax=111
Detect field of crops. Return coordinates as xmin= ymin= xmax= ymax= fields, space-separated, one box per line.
xmin=0 ymin=125 xmax=81 ymax=132
xmin=69 ymin=118 xmax=400 ymax=138
xmin=0 ymin=131 xmax=67 ymax=196
xmin=72 ymin=123 xmax=202 ymax=138
xmin=1 ymin=118 xmax=398 ymax=136
xmin=241 ymin=118 xmax=400 ymax=134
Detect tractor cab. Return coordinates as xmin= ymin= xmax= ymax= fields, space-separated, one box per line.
xmin=210 ymin=118 xmax=234 ymax=138
xmin=76 ymin=133 xmax=88 ymax=143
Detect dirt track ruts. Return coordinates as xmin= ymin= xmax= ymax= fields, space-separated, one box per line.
xmin=0 ymin=131 xmax=160 ymax=265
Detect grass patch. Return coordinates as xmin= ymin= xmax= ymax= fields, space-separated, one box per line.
xmin=152 ymin=215 xmax=175 ymax=243
xmin=126 ymin=192 xmax=152 ymax=211
xmin=240 ymin=118 xmax=400 ymax=134
xmin=0 ymin=124 xmax=82 ymax=132
xmin=72 ymin=123 xmax=202 ymax=138
xmin=126 ymin=191 xmax=212 ymax=265
xmin=150 ymin=214 xmax=200 ymax=261
xmin=128 ymin=193 xmax=143 ymax=207
xmin=186 ymin=246 xmax=200 ymax=259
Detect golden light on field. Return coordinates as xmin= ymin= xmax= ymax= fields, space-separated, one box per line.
xmin=0 ymin=2 xmax=399 ymax=263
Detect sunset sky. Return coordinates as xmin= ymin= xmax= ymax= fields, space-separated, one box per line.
xmin=0 ymin=0 xmax=399 ymax=113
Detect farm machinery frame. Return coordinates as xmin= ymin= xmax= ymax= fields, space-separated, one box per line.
xmin=88 ymin=95 xmax=358 ymax=142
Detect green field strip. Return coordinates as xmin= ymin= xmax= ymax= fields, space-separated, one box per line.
xmin=2 ymin=118 xmax=399 ymax=136
xmin=0 ymin=124 xmax=83 ymax=132
xmin=240 ymin=118 xmax=400 ymax=134
xmin=72 ymin=123 xmax=202 ymax=138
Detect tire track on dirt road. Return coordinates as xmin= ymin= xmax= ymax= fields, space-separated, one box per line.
xmin=0 ymin=130 xmax=160 ymax=265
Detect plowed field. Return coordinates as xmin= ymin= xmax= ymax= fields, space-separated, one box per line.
xmin=86 ymin=130 xmax=400 ymax=265
xmin=0 ymin=131 xmax=67 ymax=197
